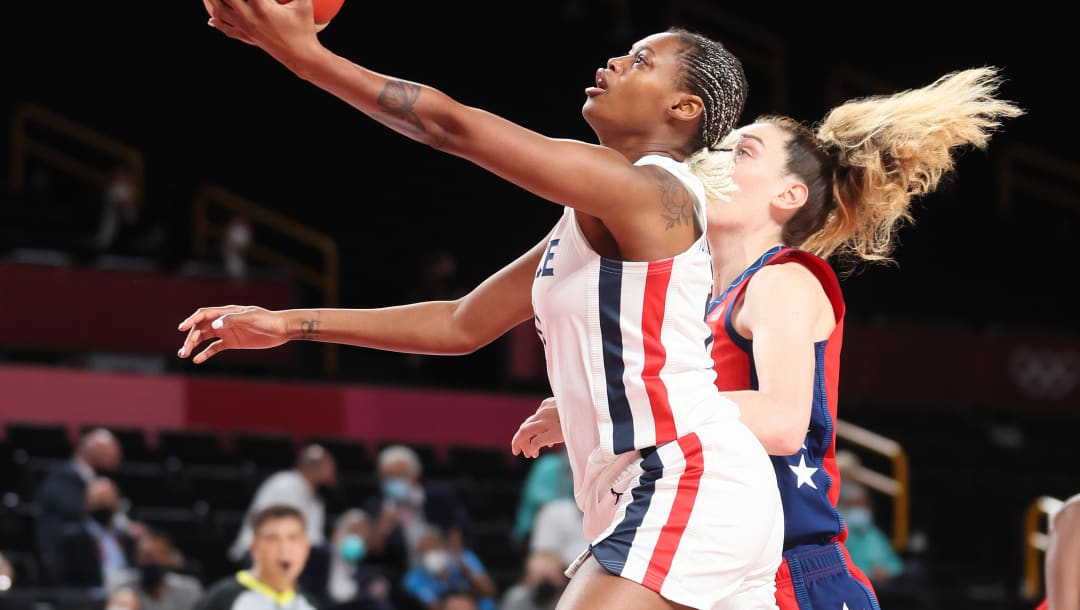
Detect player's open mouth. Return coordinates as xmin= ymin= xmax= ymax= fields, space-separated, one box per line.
xmin=585 ymin=69 xmax=608 ymax=97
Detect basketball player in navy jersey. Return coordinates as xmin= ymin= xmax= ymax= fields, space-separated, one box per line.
xmin=182 ymin=2 xmax=784 ymax=607
xmin=513 ymin=67 xmax=1023 ymax=609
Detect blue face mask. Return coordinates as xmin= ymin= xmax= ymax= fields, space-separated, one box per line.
xmin=845 ymin=506 xmax=873 ymax=530
xmin=339 ymin=534 xmax=366 ymax=563
xmin=383 ymin=477 xmax=411 ymax=502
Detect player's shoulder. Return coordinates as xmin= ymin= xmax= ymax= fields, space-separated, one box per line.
xmin=755 ymin=249 xmax=838 ymax=292
xmin=749 ymin=260 xmax=821 ymax=294
xmin=194 ymin=575 xmax=244 ymax=610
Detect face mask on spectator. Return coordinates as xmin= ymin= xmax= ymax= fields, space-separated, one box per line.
xmin=139 ymin=562 xmax=166 ymax=590
xmin=422 ymin=549 xmax=450 ymax=574
xmin=382 ymin=477 xmax=411 ymax=502
xmin=339 ymin=534 xmax=366 ymax=563
xmin=90 ymin=507 xmax=115 ymax=527
xmin=532 ymin=579 xmax=559 ymax=606
xmin=845 ymin=506 xmax=873 ymax=530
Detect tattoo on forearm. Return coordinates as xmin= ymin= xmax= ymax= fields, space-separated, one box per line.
xmin=648 ymin=166 xmax=693 ymax=229
xmin=377 ymin=81 xmax=426 ymax=135
xmin=300 ymin=314 xmax=321 ymax=340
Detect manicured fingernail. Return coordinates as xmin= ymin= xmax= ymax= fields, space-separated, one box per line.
xmin=211 ymin=318 xmax=223 ymax=330
xmin=178 ymin=348 xmax=185 ymax=357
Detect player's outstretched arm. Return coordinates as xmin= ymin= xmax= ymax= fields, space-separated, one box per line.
xmin=203 ymin=0 xmax=673 ymax=226
xmin=177 ymin=238 xmax=545 ymax=364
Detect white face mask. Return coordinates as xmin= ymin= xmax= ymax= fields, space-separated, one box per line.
xmin=227 ymin=222 xmax=252 ymax=248
xmin=422 ymin=549 xmax=450 ymax=574
xmin=106 ymin=180 xmax=134 ymax=206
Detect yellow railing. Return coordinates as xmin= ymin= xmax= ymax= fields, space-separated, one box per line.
xmin=9 ymin=102 xmax=145 ymax=205
xmin=835 ymin=418 xmax=910 ymax=551
xmin=1022 ymin=494 xmax=1064 ymax=600
xmin=192 ymin=184 xmax=341 ymax=375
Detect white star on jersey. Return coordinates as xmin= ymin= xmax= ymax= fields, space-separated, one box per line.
xmin=789 ymin=454 xmax=818 ymax=489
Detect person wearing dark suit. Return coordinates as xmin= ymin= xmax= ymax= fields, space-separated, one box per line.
xmin=57 ymin=476 xmax=137 ymax=591
xmin=33 ymin=427 xmax=123 ymax=586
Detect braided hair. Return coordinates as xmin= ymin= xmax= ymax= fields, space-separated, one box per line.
xmin=668 ymin=27 xmax=747 ymax=206
xmin=667 ymin=27 xmax=747 ymax=152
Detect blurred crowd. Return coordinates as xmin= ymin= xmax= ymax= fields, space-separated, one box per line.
xmin=0 ymin=427 xmax=592 ymax=610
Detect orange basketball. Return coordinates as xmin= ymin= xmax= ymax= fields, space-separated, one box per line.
xmin=203 ymin=0 xmax=345 ymax=32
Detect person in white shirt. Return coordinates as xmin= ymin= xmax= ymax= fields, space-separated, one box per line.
xmin=229 ymin=444 xmax=338 ymax=562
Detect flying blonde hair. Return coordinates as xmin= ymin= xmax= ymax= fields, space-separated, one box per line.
xmin=798 ymin=66 xmax=1025 ymax=267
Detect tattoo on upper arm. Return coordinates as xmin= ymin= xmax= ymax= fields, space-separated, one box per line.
xmin=300 ymin=313 xmax=320 ymax=340
xmin=376 ymin=81 xmax=426 ymax=135
xmin=646 ymin=166 xmax=694 ymax=229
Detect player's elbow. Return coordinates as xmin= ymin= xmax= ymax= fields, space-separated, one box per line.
xmin=446 ymin=318 xmax=492 ymax=356
xmin=448 ymin=328 xmax=494 ymax=355
xmin=762 ymin=431 xmax=806 ymax=457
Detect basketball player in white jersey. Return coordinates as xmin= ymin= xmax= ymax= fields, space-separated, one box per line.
xmin=180 ymin=3 xmax=783 ymax=607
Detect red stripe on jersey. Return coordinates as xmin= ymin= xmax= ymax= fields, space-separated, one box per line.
xmin=642 ymin=432 xmax=704 ymax=590
xmin=642 ymin=260 xmax=676 ymax=442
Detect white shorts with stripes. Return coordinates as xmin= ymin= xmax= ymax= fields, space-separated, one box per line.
xmin=567 ymin=418 xmax=783 ymax=610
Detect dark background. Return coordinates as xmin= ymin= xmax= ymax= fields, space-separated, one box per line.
xmin=3 ymin=1 xmax=1075 ymax=341
xmin=2 ymin=2 xmax=1078 ymax=607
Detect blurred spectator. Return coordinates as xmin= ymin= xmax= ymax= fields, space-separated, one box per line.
xmin=401 ymin=526 xmax=495 ymax=610
xmin=0 ymin=551 xmax=13 ymax=592
xmin=196 ymin=505 xmax=318 ymax=610
xmin=1035 ymin=492 xmax=1080 ymax=610
xmin=123 ymin=528 xmax=204 ymax=610
xmin=58 ymin=476 xmax=138 ymax=591
xmin=90 ymin=165 xmax=166 ymax=262
xmin=95 ymin=165 xmax=139 ymax=253
xmin=324 ymin=508 xmax=395 ymax=610
xmin=229 ymin=444 xmax=338 ymax=562
xmin=366 ymin=445 xmax=474 ymax=576
xmin=221 ymin=214 xmax=253 ymax=279
xmin=35 ymin=427 xmax=124 ymax=585
xmin=107 ymin=584 xmax=144 ymax=610
xmin=837 ymin=480 xmax=903 ymax=585
xmin=439 ymin=591 xmax=479 ymax=610
xmin=834 ymin=453 xmax=939 ymax=608
xmin=527 ymin=498 xmax=587 ymax=569
xmin=511 ymin=447 xmax=573 ymax=546
xmin=497 ymin=551 xmax=567 ymax=610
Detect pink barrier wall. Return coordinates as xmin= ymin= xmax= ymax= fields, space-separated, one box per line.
xmin=0 ymin=263 xmax=297 ymax=363
xmin=842 ymin=323 xmax=1080 ymax=409
xmin=0 ymin=363 xmax=545 ymax=453
xmin=0 ymin=364 xmax=187 ymax=444
xmin=0 ymin=321 xmax=1074 ymax=453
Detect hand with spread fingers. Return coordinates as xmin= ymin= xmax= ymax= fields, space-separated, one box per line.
xmin=177 ymin=305 xmax=290 ymax=364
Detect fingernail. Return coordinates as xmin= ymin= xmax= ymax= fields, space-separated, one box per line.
xmin=178 ymin=348 xmax=185 ymax=358
xmin=211 ymin=318 xmax=223 ymax=330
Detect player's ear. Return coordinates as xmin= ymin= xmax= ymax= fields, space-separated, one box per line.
xmin=669 ymin=93 xmax=704 ymax=125
xmin=772 ymin=181 xmax=808 ymax=212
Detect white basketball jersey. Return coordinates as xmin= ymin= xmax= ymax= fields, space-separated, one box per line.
xmin=531 ymin=154 xmax=740 ymax=514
